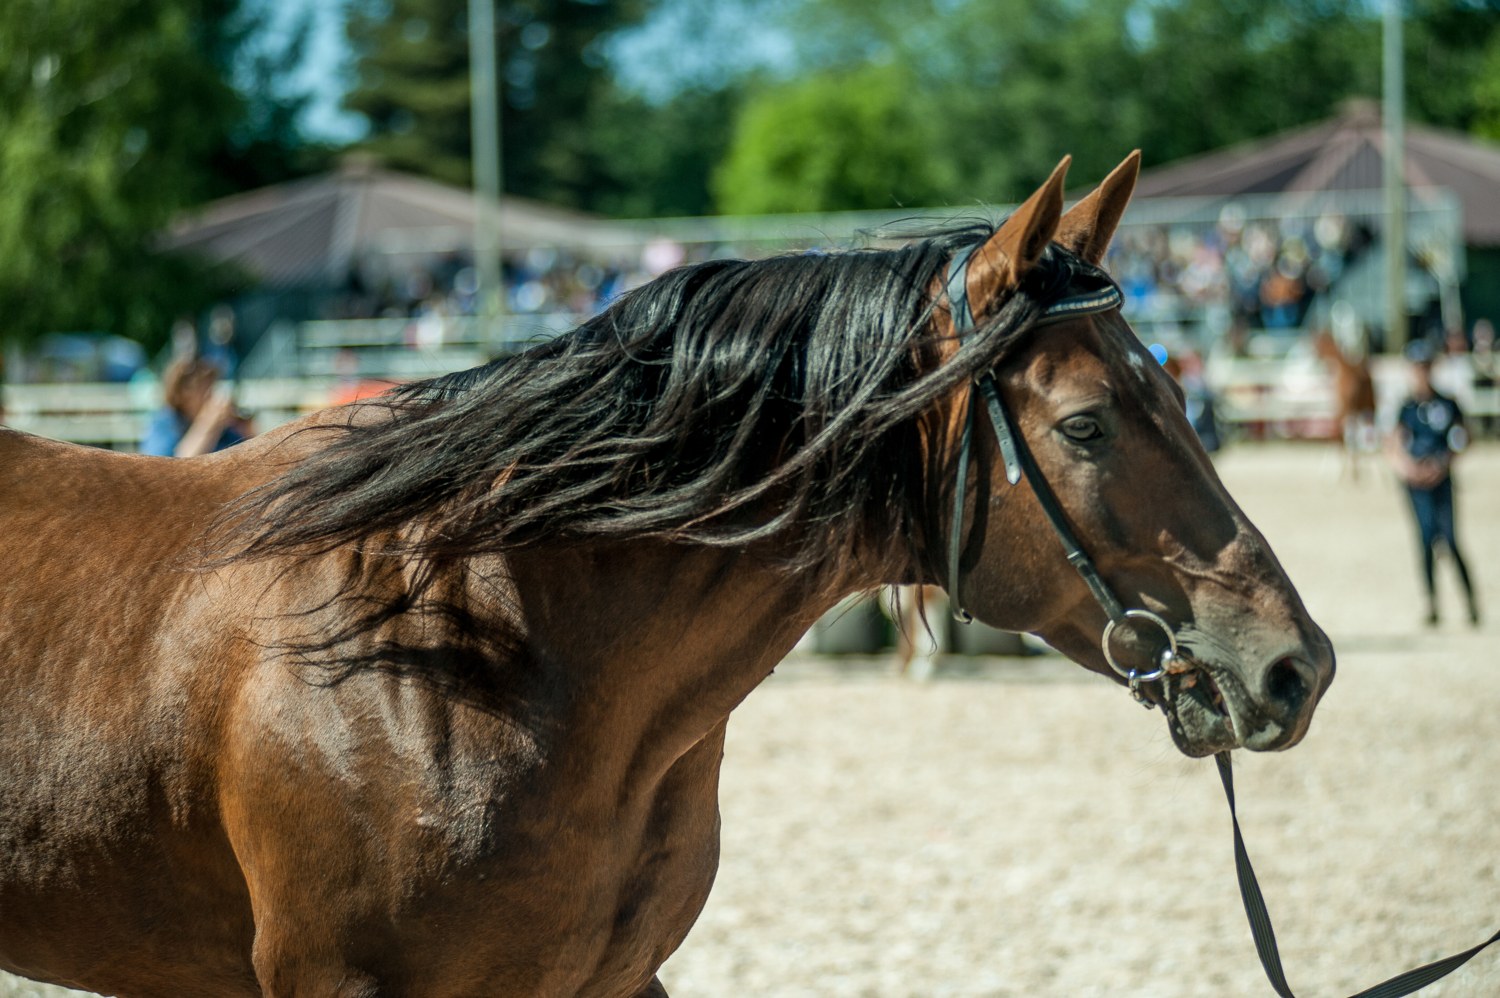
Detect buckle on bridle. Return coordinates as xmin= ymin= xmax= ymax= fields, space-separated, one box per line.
xmin=1101 ymin=609 xmax=1177 ymax=706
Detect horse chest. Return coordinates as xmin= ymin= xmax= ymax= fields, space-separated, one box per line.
xmin=223 ymin=669 xmax=728 ymax=998
xmin=437 ymin=723 xmax=727 ymax=997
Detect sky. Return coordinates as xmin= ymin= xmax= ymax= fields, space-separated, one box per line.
xmin=605 ymin=0 xmax=798 ymax=103
xmin=261 ymin=0 xmax=366 ymax=143
xmin=269 ymin=0 xmax=799 ymax=143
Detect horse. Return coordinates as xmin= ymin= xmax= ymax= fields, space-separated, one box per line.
xmin=1312 ymin=329 xmax=1377 ymax=479
xmin=0 ymin=152 xmax=1334 ymax=998
xmin=892 ymin=585 xmax=944 ymax=678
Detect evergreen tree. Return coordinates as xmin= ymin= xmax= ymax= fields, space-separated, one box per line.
xmin=344 ymin=0 xmax=649 ymax=209
xmin=213 ymin=6 xmax=337 ymax=193
xmin=0 ymin=0 xmax=298 ymax=348
xmin=584 ymin=85 xmax=738 ymax=217
xmin=345 ymin=0 xmax=473 ymax=187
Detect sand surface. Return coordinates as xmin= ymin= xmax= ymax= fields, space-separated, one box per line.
xmin=5 ymin=443 xmax=1499 ymax=997
xmin=656 ymin=444 xmax=1500 ymax=998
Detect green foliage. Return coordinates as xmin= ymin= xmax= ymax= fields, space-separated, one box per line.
xmin=1134 ymin=0 xmax=1500 ymax=160
xmin=760 ymin=0 xmax=1148 ymax=204
xmin=1405 ymin=0 xmax=1500 ymax=132
xmin=344 ymin=0 xmax=651 ymax=209
xmin=713 ymin=65 xmax=956 ymax=214
xmin=213 ymin=5 xmax=338 ymax=192
xmin=713 ymin=0 xmax=1500 ymax=212
xmin=584 ymin=86 xmax=739 ymax=217
xmin=0 ymin=0 xmax=327 ymax=348
xmin=0 ymin=0 xmax=248 ymax=347
xmin=9 ymin=0 xmax=1500 ymax=350
xmin=345 ymin=0 xmax=474 ymax=186
xmin=1128 ymin=0 xmax=1379 ymax=166
xmin=1473 ymin=30 xmax=1500 ymax=140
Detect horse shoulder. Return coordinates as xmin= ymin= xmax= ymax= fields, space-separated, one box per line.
xmin=214 ymin=627 xmax=728 ymax=997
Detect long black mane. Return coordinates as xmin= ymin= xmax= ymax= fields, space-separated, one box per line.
xmin=224 ymin=227 xmax=1083 ymax=583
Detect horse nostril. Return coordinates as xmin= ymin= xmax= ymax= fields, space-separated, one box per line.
xmin=1266 ymin=657 xmax=1308 ymax=713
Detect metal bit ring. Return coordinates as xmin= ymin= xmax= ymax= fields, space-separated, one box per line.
xmin=1102 ymin=609 xmax=1178 ymax=683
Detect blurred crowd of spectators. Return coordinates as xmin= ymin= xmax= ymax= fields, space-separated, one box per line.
xmin=317 ymin=239 xmax=695 ymax=336
xmin=1104 ymin=205 xmax=1374 ymax=339
xmin=283 ymin=206 xmax=1384 ymax=362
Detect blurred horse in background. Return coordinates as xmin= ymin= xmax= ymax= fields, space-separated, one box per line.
xmin=1314 ymin=329 xmax=1377 ymax=479
xmin=892 ymin=585 xmax=943 ymax=678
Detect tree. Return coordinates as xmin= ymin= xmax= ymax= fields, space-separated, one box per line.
xmin=0 ymin=0 xmax=330 ymax=348
xmin=712 ymin=0 xmax=1500 ymax=212
xmin=343 ymin=0 xmax=650 ymax=208
xmin=0 ymin=0 xmax=232 ymax=347
xmin=344 ymin=0 xmax=473 ymax=187
xmin=1473 ymin=29 xmax=1500 ymax=139
xmin=1128 ymin=0 xmax=1379 ymax=167
xmin=762 ymin=0 xmax=1148 ymax=204
xmin=213 ymin=5 xmax=338 ymax=193
xmin=1410 ymin=0 xmax=1500 ymax=135
xmin=713 ymin=64 xmax=957 ymax=214
xmin=583 ymin=85 xmax=739 ymax=217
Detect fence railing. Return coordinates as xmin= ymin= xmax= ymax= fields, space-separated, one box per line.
xmin=5 ymin=355 xmax=1496 ymax=451
xmin=241 ymin=314 xmax=579 ymax=380
xmin=1 ymin=379 xmax=328 ymax=450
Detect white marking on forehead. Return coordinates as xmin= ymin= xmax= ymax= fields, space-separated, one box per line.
xmin=1126 ymin=350 xmax=1149 ymax=383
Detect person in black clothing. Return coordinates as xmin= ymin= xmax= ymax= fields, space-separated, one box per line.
xmin=1385 ymin=340 xmax=1479 ymax=626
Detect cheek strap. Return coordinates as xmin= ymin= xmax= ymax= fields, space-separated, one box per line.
xmin=942 ymin=244 xmax=1123 ymax=628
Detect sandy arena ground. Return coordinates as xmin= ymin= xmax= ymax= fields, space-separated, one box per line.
xmin=4 ymin=443 xmax=1498 ymax=998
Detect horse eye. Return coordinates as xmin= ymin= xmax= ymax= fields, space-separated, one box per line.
xmin=1061 ymin=416 xmax=1103 ymax=442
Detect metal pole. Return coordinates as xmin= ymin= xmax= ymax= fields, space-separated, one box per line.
xmin=468 ymin=0 xmax=504 ymax=351
xmin=1383 ymin=0 xmax=1406 ymax=353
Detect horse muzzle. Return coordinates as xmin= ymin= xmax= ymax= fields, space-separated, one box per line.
xmin=1160 ymin=646 xmax=1331 ymax=757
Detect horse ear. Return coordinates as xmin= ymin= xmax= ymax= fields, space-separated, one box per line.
xmin=966 ymin=156 xmax=1070 ymax=314
xmin=1055 ymin=150 xmax=1140 ymax=265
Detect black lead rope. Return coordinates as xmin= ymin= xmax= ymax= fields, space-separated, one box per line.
xmin=1215 ymin=751 xmax=1500 ymax=998
xmin=942 ymin=242 xmax=1500 ymax=996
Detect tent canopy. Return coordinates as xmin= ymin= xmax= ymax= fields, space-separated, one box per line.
xmin=1129 ymin=99 xmax=1500 ymax=246
xmin=160 ymin=156 xmax=633 ymax=289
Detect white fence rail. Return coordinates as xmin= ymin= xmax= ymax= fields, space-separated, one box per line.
xmin=1205 ymin=353 xmax=1499 ymax=434
xmin=241 ymin=314 xmax=579 ymax=380
xmin=1 ymin=379 xmax=330 ymax=450
xmin=4 ymin=356 xmax=1497 ymax=451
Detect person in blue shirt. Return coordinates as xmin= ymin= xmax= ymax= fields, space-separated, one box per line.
xmin=140 ymin=357 xmax=252 ymax=458
xmin=1161 ymin=348 xmax=1221 ymax=454
xmin=1385 ymin=340 xmax=1479 ymax=626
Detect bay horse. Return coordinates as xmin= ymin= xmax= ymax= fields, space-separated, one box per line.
xmin=0 ymin=153 xmax=1334 ymax=998
xmin=1313 ymin=329 xmax=1377 ymax=478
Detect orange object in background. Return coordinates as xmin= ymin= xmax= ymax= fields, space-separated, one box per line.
xmin=327 ymin=379 xmax=398 ymax=408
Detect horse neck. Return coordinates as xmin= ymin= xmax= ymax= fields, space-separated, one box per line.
xmin=492 ymin=539 xmax=843 ymax=767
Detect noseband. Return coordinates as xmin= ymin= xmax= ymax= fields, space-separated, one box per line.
xmin=942 ymin=242 xmax=1175 ymax=703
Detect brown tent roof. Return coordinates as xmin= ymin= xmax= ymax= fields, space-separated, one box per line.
xmin=1130 ymin=100 xmax=1500 ymax=246
xmin=160 ymin=157 xmax=633 ymax=288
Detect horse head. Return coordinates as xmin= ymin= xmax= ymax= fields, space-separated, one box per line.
xmin=926 ymin=153 xmax=1335 ymax=757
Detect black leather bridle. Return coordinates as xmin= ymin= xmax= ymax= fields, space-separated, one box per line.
xmin=942 ymin=241 xmax=1175 ymax=702
xmin=941 ymin=240 xmax=1500 ymax=996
